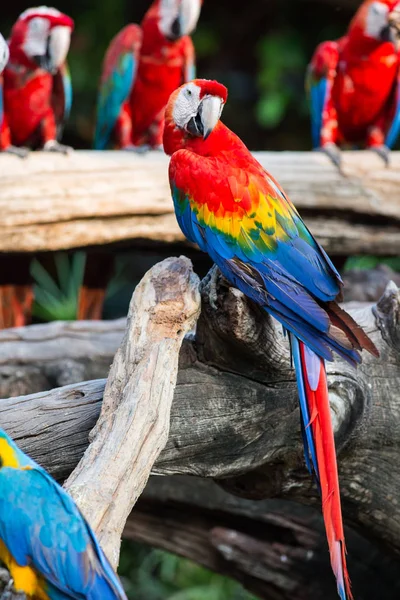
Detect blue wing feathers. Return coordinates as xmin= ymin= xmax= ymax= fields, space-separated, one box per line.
xmin=310 ymin=78 xmax=327 ymax=148
xmin=290 ymin=334 xmax=320 ymax=480
xmin=62 ymin=64 xmax=73 ymax=123
xmin=385 ymin=74 xmax=400 ymax=149
xmin=0 ymin=463 xmax=126 ymax=599
xmin=94 ymin=53 xmax=136 ymax=150
xmin=94 ymin=25 xmax=141 ymax=150
xmin=171 ymin=186 xmax=360 ymax=367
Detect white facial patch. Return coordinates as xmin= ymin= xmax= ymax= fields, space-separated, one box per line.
xmin=159 ymin=0 xmax=201 ymax=38
xmin=173 ymin=82 xmax=202 ymax=128
xmin=366 ymin=1 xmax=389 ymax=38
xmin=23 ymin=16 xmax=50 ymax=58
xmin=0 ymin=34 xmax=9 ymax=73
xmin=49 ymin=25 xmax=71 ymax=68
xmin=20 ymin=6 xmax=61 ymax=20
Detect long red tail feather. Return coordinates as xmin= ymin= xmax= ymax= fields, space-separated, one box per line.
xmin=299 ymin=340 xmax=352 ymax=600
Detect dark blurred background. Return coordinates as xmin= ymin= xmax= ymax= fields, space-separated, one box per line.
xmin=1 ymin=0 xmax=361 ymax=151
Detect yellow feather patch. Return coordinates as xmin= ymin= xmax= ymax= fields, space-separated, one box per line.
xmin=0 ymin=540 xmax=49 ymax=599
xmin=0 ymin=439 xmax=19 ymax=468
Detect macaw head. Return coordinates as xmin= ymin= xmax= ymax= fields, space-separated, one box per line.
xmin=350 ymin=0 xmax=400 ymax=47
xmin=9 ymin=6 xmax=74 ymax=73
xmin=156 ymin=0 xmax=202 ymax=41
xmin=165 ymin=79 xmax=227 ymax=153
xmin=0 ymin=34 xmax=9 ymax=74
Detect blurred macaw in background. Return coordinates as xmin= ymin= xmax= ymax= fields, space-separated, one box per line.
xmin=0 ymin=427 xmax=127 ymax=599
xmin=94 ymin=0 xmax=202 ymax=152
xmin=307 ymin=0 xmax=400 ymax=166
xmin=87 ymin=0 xmax=202 ymax=322
xmin=163 ymin=78 xmax=379 ymax=600
xmin=1 ymin=6 xmax=74 ymax=157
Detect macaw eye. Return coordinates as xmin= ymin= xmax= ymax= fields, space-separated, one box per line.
xmin=187 ymin=89 xmax=192 ymax=96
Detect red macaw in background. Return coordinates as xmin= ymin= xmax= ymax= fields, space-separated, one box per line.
xmin=94 ymin=0 xmax=202 ymax=152
xmin=164 ymin=79 xmax=379 ymax=600
xmin=307 ymin=0 xmax=400 ymax=166
xmin=83 ymin=1 xmax=202 ymax=322
xmin=1 ymin=6 xmax=74 ymax=157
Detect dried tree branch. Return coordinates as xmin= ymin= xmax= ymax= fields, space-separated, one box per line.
xmin=61 ymin=257 xmax=200 ymax=567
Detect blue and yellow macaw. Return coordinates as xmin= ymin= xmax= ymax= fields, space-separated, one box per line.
xmin=0 ymin=428 xmax=127 ymax=599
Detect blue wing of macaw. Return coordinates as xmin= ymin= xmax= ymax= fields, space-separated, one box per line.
xmin=61 ymin=63 xmax=72 ymax=123
xmin=169 ymin=151 xmax=372 ymax=368
xmin=52 ymin=62 xmax=73 ymax=140
xmin=306 ymin=41 xmax=339 ymax=149
xmin=309 ymin=76 xmax=328 ymax=149
xmin=0 ymin=460 xmax=127 ymax=599
xmin=94 ymin=24 xmax=142 ymax=150
xmin=385 ymin=68 xmax=400 ymax=149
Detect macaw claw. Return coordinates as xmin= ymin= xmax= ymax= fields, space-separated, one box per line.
xmin=1 ymin=145 xmax=29 ymax=159
xmin=316 ymin=143 xmax=342 ymax=169
xmin=200 ymin=264 xmax=221 ymax=311
xmin=371 ymin=144 xmax=390 ymax=167
xmin=122 ymin=144 xmax=152 ymax=154
xmin=0 ymin=575 xmax=14 ymax=600
xmin=43 ymin=140 xmax=73 ymax=155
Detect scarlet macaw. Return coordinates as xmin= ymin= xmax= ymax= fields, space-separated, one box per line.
xmin=307 ymin=0 xmax=400 ymax=166
xmin=0 ymin=427 xmax=127 ymax=599
xmin=94 ymin=0 xmax=202 ymax=152
xmin=1 ymin=6 xmax=74 ymax=157
xmin=163 ymin=78 xmax=379 ymax=600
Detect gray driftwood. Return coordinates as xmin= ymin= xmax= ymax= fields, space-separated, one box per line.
xmin=0 ymin=260 xmax=399 ymax=597
xmin=63 ymin=256 xmax=200 ymax=567
xmin=125 ymin=474 xmax=400 ymax=600
xmin=0 ymin=150 xmax=398 ymax=255
xmin=0 ymin=266 xmax=399 ymax=553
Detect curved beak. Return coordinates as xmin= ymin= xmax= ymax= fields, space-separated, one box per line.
xmin=167 ymin=0 xmax=201 ymax=40
xmin=47 ymin=26 xmax=71 ymax=72
xmin=0 ymin=35 xmax=9 ymax=74
xmin=186 ymin=96 xmax=223 ymax=140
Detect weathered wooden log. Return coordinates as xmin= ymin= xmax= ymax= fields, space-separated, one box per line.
xmin=0 ymin=266 xmax=399 ymax=567
xmin=63 ymin=257 xmax=200 ymax=567
xmin=0 ymin=151 xmax=398 ymax=254
xmin=125 ymin=475 xmax=400 ymax=600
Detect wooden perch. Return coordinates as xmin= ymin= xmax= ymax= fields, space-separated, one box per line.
xmin=0 ymin=261 xmax=399 ymax=576
xmin=125 ymin=475 xmax=400 ymax=600
xmin=0 ymin=150 xmax=399 ymax=254
xmin=52 ymin=256 xmax=198 ymax=568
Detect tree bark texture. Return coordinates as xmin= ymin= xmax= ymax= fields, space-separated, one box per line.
xmin=125 ymin=474 xmax=400 ymax=600
xmin=0 ymin=265 xmax=398 ymax=569
xmin=0 ymin=150 xmax=398 ymax=255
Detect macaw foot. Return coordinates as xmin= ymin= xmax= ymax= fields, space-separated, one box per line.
xmin=200 ymin=264 xmax=221 ymax=311
xmin=316 ymin=143 xmax=342 ymax=169
xmin=0 ymin=575 xmax=13 ymax=600
xmin=122 ymin=144 xmax=152 ymax=154
xmin=43 ymin=140 xmax=73 ymax=155
xmin=370 ymin=144 xmax=390 ymax=167
xmin=1 ymin=145 xmax=29 ymax=158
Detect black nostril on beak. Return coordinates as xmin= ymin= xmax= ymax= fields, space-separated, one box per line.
xmin=170 ymin=17 xmax=181 ymax=39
